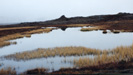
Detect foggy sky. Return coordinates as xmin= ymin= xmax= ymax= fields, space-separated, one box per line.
xmin=0 ymin=0 xmax=133 ymax=24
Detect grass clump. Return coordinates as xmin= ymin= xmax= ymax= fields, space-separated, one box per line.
xmin=65 ymin=24 xmax=90 ymax=27
xmin=73 ymin=44 xmax=133 ymax=67
xmin=24 ymin=28 xmax=53 ymax=34
xmin=0 ymin=28 xmax=53 ymax=47
xmin=81 ymin=27 xmax=98 ymax=31
xmin=0 ymin=41 xmax=17 ymax=48
xmin=0 ymin=41 xmax=11 ymax=48
xmin=80 ymin=26 xmax=105 ymax=31
xmin=0 ymin=26 xmax=37 ymax=31
xmin=111 ymin=30 xmax=120 ymax=33
xmin=4 ymin=47 xmax=103 ymax=60
xmin=0 ymin=67 xmax=16 ymax=75
xmin=0 ymin=34 xmax=24 ymax=47
xmin=0 ymin=33 xmax=25 ymax=42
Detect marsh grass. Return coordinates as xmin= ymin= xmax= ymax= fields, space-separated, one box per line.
xmin=111 ymin=30 xmax=133 ymax=33
xmin=73 ymin=44 xmax=133 ymax=67
xmin=64 ymin=24 xmax=90 ymax=27
xmin=4 ymin=47 xmax=103 ymax=60
xmin=0 ymin=26 xmax=37 ymax=31
xmin=80 ymin=26 xmax=106 ymax=31
xmin=5 ymin=43 xmax=132 ymax=67
xmin=0 ymin=28 xmax=53 ymax=47
xmin=111 ymin=30 xmax=120 ymax=33
xmin=0 ymin=67 xmax=16 ymax=75
xmin=0 ymin=41 xmax=11 ymax=47
xmin=0 ymin=34 xmax=25 ymax=42
xmin=80 ymin=27 xmax=99 ymax=31
xmin=24 ymin=34 xmax=31 ymax=38
xmin=24 ymin=28 xmax=53 ymax=34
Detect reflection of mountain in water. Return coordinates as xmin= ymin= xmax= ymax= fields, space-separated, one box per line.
xmin=60 ymin=27 xmax=67 ymax=31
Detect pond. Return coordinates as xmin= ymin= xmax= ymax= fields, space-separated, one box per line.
xmin=0 ymin=27 xmax=133 ymax=74
xmin=0 ymin=27 xmax=133 ymax=56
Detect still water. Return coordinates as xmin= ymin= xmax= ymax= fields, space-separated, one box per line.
xmin=0 ymin=27 xmax=133 ymax=56
xmin=0 ymin=27 xmax=133 ymax=74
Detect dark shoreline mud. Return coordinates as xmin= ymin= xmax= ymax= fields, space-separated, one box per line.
xmin=24 ymin=60 xmax=133 ymax=74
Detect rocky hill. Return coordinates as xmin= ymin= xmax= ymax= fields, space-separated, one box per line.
xmin=0 ymin=12 xmax=133 ymax=27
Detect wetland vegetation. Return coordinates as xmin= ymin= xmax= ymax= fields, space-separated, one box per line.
xmin=0 ymin=13 xmax=133 ymax=74
xmin=0 ymin=27 xmax=53 ymax=48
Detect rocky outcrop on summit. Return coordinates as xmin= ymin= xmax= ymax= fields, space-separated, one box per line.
xmin=40 ymin=12 xmax=133 ymax=25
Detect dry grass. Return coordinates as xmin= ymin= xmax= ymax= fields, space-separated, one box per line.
xmin=80 ymin=27 xmax=98 ymax=31
xmin=0 ymin=67 xmax=16 ymax=75
xmin=5 ymin=47 xmax=103 ymax=60
xmin=73 ymin=44 xmax=133 ymax=67
xmin=64 ymin=24 xmax=90 ymax=27
xmin=80 ymin=26 xmax=106 ymax=31
xmin=111 ymin=30 xmax=120 ymax=33
xmin=0 ymin=33 xmax=24 ymax=47
xmin=24 ymin=34 xmax=31 ymax=38
xmin=0 ymin=41 xmax=17 ymax=48
xmin=0 ymin=26 xmax=37 ymax=31
xmin=0 ymin=33 xmax=25 ymax=42
xmin=24 ymin=28 xmax=53 ymax=34
xmin=0 ymin=28 xmax=53 ymax=47
xmin=0 ymin=41 xmax=11 ymax=47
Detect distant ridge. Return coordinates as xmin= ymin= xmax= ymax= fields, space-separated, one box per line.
xmin=0 ymin=12 xmax=133 ymax=27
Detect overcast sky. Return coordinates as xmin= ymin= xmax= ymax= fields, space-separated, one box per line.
xmin=0 ymin=0 xmax=133 ymax=24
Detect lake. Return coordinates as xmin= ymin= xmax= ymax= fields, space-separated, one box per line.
xmin=0 ymin=27 xmax=133 ymax=74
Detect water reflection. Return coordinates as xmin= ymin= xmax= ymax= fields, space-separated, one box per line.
xmin=60 ymin=27 xmax=67 ymax=31
xmin=0 ymin=55 xmax=93 ymax=74
xmin=0 ymin=27 xmax=133 ymax=56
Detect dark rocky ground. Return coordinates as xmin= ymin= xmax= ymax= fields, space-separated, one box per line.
xmin=0 ymin=12 xmax=133 ymax=27
xmin=0 ymin=12 xmax=133 ymax=37
xmin=25 ymin=60 xmax=133 ymax=75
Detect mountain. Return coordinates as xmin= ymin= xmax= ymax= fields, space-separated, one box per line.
xmin=0 ymin=12 xmax=133 ymax=27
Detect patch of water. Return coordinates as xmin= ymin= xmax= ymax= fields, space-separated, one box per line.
xmin=0 ymin=55 xmax=94 ymax=74
xmin=0 ymin=27 xmax=133 ymax=56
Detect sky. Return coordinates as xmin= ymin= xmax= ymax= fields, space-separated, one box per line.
xmin=0 ymin=0 xmax=133 ymax=24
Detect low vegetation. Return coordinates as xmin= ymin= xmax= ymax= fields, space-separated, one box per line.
xmin=23 ymin=28 xmax=53 ymax=34
xmin=0 ymin=67 xmax=16 ymax=75
xmin=4 ymin=44 xmax=133 ymax=70
xmin=0 ymin=28 xmax=53 ymax=47
xmin=64 ymin=24 xmax=90 ymax=27
xmin=80 ymin=26 xmax=106 ymax=31
xmin=81 ymin=27 xmax=98 ymax=31
xmin=73 ymin=44 xmax=133 ymax=67
xmin=0 ymin=41 xmax=11 ymax=48
xmin=111 ymin=30 xmax=120 ymax=33
xmin=4 ymin=47 xmax=103 ymax=60
xmin=0 ymin=26 xmax=37 ymax=31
